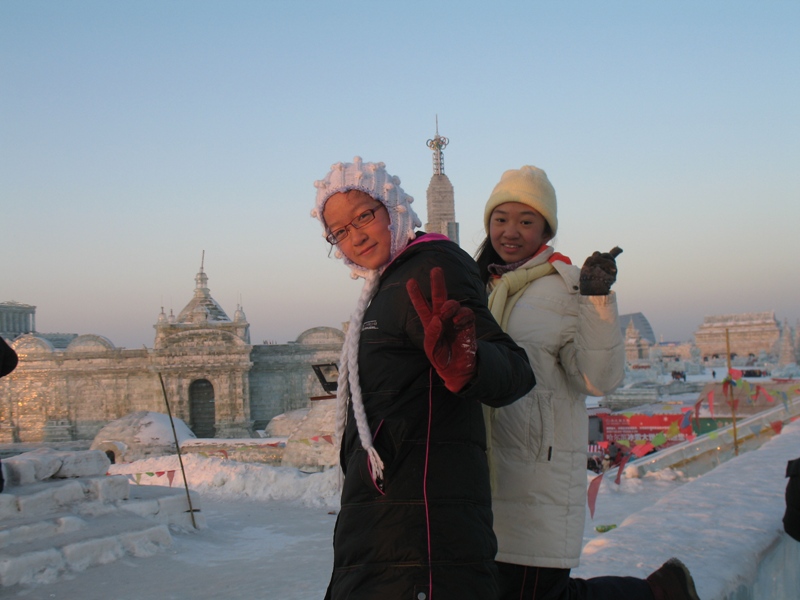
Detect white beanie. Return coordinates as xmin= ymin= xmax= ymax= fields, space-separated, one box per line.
xmin=311 ymin=156 xmax=422 ymax=280
xmin=483 ymin=165 xmax=558 ymax=236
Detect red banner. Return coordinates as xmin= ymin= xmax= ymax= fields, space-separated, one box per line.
xmin=587 ymin=473 xmax=603 ymax=519
xmin=599 ymin=413 xmax=692 ymax=446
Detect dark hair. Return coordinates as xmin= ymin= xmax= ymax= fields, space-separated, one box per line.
xmin=474 ymin=219 xmax=555 ymax=286
xmin=474 ymin=237 xmax=503 ymax=286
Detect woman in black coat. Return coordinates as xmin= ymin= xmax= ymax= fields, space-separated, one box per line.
xmin=312 ymin=157 xmax=535 ymax=600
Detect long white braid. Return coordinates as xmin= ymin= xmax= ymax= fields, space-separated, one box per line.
xmin=335 ymin=271 xmax=384 ymax=482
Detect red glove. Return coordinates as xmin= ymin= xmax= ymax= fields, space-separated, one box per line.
xmin=406 ymin=267 xmax=477 ymax=393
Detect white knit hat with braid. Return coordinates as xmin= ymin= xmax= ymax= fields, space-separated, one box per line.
xmin=311 ymin=157 xmax=421 ymax=485
xmin=311 ymin=156 xmax=421 ymax=280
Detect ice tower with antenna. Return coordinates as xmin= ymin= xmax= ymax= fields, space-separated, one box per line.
xmin=425 ymin=117 xmax=459 ymax=244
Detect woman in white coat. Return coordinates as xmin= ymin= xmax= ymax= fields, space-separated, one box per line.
xmin=476 ymin=166 xmax=700 ymax=600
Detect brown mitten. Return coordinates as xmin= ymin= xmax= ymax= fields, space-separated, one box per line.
xmin=579 ymin=246 xmax=622 ymax=296
xmin=406 ymin=267 xmax=477 ymax=393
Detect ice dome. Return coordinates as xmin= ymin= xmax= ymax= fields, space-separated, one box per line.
xmin=90 ymin=410 xmax=196 ymax=463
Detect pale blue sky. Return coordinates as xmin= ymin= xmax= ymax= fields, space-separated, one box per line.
xmin=2 ymin=1 xmax=799 ymax=348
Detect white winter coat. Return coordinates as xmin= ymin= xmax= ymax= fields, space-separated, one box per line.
xmin=489 ymin=247 xmax=624 ymax=569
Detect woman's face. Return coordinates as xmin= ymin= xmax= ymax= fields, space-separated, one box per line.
xmin=323 ymin=190 xmax=392 ymax=271
xmin=489 ymin=201 xmax=552 ymax=263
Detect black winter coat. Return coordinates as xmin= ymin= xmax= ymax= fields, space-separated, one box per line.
xmin=0 ymin=336 xmax=18 ymax=378
xmin=325 ymin=236 xmax=535 ymax=600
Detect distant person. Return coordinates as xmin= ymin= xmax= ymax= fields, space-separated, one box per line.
xmin=311 ymin=157 xmax=535 ymax=599
xmin=602 ymin=454 xmax=612 ymax=472
xmin=475 ymin=165 xmax=700 ymax=599
xmin=0 ymin=337 xmax=18 ymax=493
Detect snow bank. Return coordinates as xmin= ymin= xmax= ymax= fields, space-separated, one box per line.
xmin=574 ymin=419 xmax=800 ymax=599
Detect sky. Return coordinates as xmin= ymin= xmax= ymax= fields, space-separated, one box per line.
xmin=2 ymin=1 xmax=799 ymax=348
xmin=6 ymin=399 xmax=799 ymax=598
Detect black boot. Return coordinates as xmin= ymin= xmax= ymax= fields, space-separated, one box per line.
xmin=646 ymin=558 xmax=700 ymax=600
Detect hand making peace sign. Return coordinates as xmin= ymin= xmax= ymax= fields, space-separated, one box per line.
xmin=406 ymin=267 xmax=477 ymax=393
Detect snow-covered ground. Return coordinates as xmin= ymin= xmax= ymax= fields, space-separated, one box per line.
xmin=5 ymin=369 xmax=800 ymax=599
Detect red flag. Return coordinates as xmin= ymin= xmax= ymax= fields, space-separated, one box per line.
xmin=587 ymin=474 xmax=603 ymax=519
xmin=155 ymin=471 xmax=165 ymax=478
xmin=630 ymin=442 xmax=654 ymax=458
xmin=614 ymin=453 xmax=631 ymax=485
xmin=730 ymin=368 xmax=743 ymax=380
xmin=707 ymin=390 xmax=714 ymax=417
xmin=694 ymin=399 xmax=703 ymax=429
xmin=322 ymin=435 xmax=334 ymax=445
xmin=167 ymin=470 xmax=176 ymax=487
xmin=758 ymin=386 xmax=774 ymax=402
xmin=770 ymin=421 xmax=783 ymax=434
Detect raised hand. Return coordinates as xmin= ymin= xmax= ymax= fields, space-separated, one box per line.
xmin=406 ymin=267 xmax=477 ymax=393
xmin=579 ymin=246 xmax=622 ymax=296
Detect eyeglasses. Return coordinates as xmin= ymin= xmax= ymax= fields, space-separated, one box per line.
xmin=325 ymin=206 xmax=384 ymax=245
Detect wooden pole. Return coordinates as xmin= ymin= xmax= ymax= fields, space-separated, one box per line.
xmin=725 ymin=329 xmax=740 ymax=457
xmin=156 ymin=368 xmax=198 ymax=529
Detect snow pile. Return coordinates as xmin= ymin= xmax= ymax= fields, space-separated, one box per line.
xmin=3 ymin=448 xmax=110 ymax=485
xmin=264 ymin=408 xmax=310 ymax=437
xmin=108 ymin=454 xmax=340 ymax=508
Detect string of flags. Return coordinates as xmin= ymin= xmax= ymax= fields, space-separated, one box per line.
xmin=125 ymin=470 xmax=179 ymax=487
xmin=717 ymin=370 xmax=799 ymax=414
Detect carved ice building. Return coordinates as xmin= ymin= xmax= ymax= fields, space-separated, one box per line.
xmin=619 ymin=312 xmax=663 ymax=362
xmin=777 ymin=319 xmax=798 ymax=366
xmin=424 ymin=120 xmax=459 ymax=244
xmin=623 ymin=319 xmax=652 ymax=362
xmin=1 ymin=262 xmax=343 ymax=444
xmin=0 ymin=301 xmax=36 ymax=339
xmin=693 ymin=312 xmax=782 ymax=361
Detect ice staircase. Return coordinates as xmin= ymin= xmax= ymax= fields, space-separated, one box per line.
xmin=0 ymin=448 xmax=204 ymax=588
